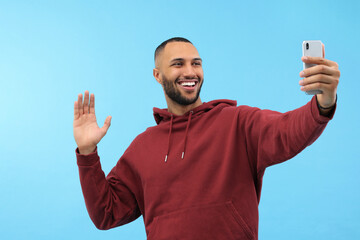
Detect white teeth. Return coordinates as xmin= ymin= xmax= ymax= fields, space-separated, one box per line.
xmin=180 ymin=82 xmax=195 ymax=86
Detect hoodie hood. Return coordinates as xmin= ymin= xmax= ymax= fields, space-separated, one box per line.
xmin=153 ymin=99 xmax=237 ymax=125
xmin=153 ymin=100 xmax=237 ymax=162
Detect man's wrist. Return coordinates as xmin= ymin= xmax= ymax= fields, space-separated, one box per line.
xmin=316 ymin=94 xmax=337 ymax=117
xmin=78 ymin=146 xmax=97 ymax=155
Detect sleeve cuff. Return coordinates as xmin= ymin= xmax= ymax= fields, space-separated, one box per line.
xmin=76 ymin=147 xmax=100 ymax=166
xmin=310 ymin=95 xmax=337 ymax=123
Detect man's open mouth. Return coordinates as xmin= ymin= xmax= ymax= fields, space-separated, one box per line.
xmin=177 ymin=79 xmax=199 ymax=90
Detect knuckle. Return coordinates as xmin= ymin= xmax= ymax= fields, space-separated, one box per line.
xmin=335 ymin=69 xmax=341 ymax=77
xmin=314 ymin=74 xmax=322 ymax=81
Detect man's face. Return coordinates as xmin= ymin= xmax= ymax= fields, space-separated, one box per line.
xmin=154 ymin=42 xmax=204 ymax=106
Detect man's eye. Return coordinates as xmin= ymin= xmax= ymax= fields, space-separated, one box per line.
xmin=192 ymin=62 xmax=201 ymax=66
xmin=173 ymin=62 xmax=182 ymax=66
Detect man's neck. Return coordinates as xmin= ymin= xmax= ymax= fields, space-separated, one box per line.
xmin=166 ymin=98 xmax=202 ymax=116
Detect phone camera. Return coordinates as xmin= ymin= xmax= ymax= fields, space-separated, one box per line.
xmin=306 ymin=43 xmax=309 ymax=50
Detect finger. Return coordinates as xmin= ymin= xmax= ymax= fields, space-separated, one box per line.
xmin=299 ymin=74 xmax=335 ymax=86
xmin=301 ymin=56 xmax=338 ymax=68
xmin=300 ymin=64 xmax=339 ymax=78
xmin=300 ymin=81 xmax=331 ymax=93
xmin=89 ymin=93 xmax=95 ymax=114
xmin=74 ymin=101 xmax=79 ymax=120
xmin=101 ymin=116 xmax=112 ymax=135
xmin=78 ymin=93 xmax=83 ymax=115
xmin=322 ymin=43 xmax=325 ymax=58
xmin=83 ymin=90 xmax=90 ymax=114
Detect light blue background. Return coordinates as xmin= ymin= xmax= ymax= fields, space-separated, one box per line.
xmin=1 ymin=0 xmax=359 ymax=239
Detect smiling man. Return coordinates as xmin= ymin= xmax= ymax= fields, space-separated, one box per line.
xmin=74 ymin=37 xmax=339 ymax=239
xmin=153 ymin=38 xmax=204 ymax=115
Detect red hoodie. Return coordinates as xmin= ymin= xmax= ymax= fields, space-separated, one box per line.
xmin=76 ymin=96 xmax=334 ymax=240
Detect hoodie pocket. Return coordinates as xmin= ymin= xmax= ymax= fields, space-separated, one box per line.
xmin=147 ymin=201 xmax=254 ymax=240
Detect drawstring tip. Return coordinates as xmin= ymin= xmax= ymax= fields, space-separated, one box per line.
xmin=181 ymin=152 xmax=184 ymax=159
xmin=164 ymin=155 xmax=168 ymax=162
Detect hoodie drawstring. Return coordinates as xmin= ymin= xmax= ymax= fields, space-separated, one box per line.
xmin=164 ymin=111 xmax=193 ymax=163
xmin=164 ymin=114 xmax=173 ymax=162
xmin=182 ymin=111 xmax=193 ymax=159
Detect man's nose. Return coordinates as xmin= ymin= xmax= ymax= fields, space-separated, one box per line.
xmin=182 ymin=63 xmax=197 ymax=78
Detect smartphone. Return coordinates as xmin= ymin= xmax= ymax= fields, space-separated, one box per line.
xmin=302 ymin=40 xmax=323 ymax=95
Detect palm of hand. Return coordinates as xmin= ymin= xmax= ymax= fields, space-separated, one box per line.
xmin=74 ymin=112 xmax=104 ymax=151
xmin=73 ymin=91 xmax=111 ymax=154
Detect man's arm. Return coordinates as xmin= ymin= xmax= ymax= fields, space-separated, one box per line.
xmin=76 ymin=148 xmax=141 ymax=230
xmin=242 ymin=96 xmax=335 ymax=176
xmin=244 ymin=49 xmax=340 ymax=175
xmin=74 ymin=91 xmax=140 ymax=229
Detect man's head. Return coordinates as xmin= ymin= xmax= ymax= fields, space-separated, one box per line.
xmin=153 ymin=37 xmax=204 ymax=110
xmin=154 ymin=37 xmax=193 ymax=66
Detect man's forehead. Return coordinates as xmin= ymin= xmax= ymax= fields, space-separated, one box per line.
xmin=162 ymin=42 xmax=200 ymax=60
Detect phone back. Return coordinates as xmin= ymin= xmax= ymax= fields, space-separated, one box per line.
xmin=302 ymin=40 xmax=323 ymax=95
xmin=302 ymin=40 xmax=323 ymax=69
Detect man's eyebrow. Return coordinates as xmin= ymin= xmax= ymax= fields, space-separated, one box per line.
xmin=170 ymin=57 xmax=202 ymax=62
xmin=170 ymin=58 xmax=184 ymax=62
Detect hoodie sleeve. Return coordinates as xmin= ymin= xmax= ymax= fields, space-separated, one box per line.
xmin=76 ymin=148 xmax=141 ymax=230
xmin=242 ymin=96 xmax=335 ymax=176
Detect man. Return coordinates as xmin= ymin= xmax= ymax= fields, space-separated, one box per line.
xmin=74 ymin=37 xmax=339 ymax=239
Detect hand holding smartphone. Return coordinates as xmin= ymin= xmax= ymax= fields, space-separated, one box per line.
xmin=302 ymin=40 xmax=323 ymax=95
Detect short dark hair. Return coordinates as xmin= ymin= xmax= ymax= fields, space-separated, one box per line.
xmin=154 ymin=37 xmax=192 ymax=62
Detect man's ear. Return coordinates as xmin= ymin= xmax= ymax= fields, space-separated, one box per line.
xmin=153 ymin=68 xmax=162 ymax=84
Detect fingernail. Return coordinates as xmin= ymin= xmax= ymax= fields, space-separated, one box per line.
xmin=303 ymin=56 xmax=308 ymax=60
xmin=300 ymin=86 xmax=305 ymax=90
xmin=299 ymin=71 xmax=305 ymax=77
xmin=299 ymin=80 xmax=304 ymax=85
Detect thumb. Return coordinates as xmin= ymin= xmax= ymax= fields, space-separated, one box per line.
xmin=101 ymin=116 xmax=112 ymax=134
xmin=322 ymin=43 xmax=325 ymax=58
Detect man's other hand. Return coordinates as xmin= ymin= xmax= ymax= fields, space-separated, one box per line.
xmin=299 ymin=44 xmax=340 ymax=112
xmin=73 ymin=91 xmax=112 ymax=155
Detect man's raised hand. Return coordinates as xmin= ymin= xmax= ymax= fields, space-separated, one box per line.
xmin=73 ymin=91 xmax=112 ymax=155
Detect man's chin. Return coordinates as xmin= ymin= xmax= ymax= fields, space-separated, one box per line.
xmin=163 ymin=79 xmax=202 ymax=106
xmin=175 ymin=94 xmax=200 ymax=106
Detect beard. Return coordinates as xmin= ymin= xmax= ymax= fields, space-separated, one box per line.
xmin=162 ymin=76 xmax=203 ymax=106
